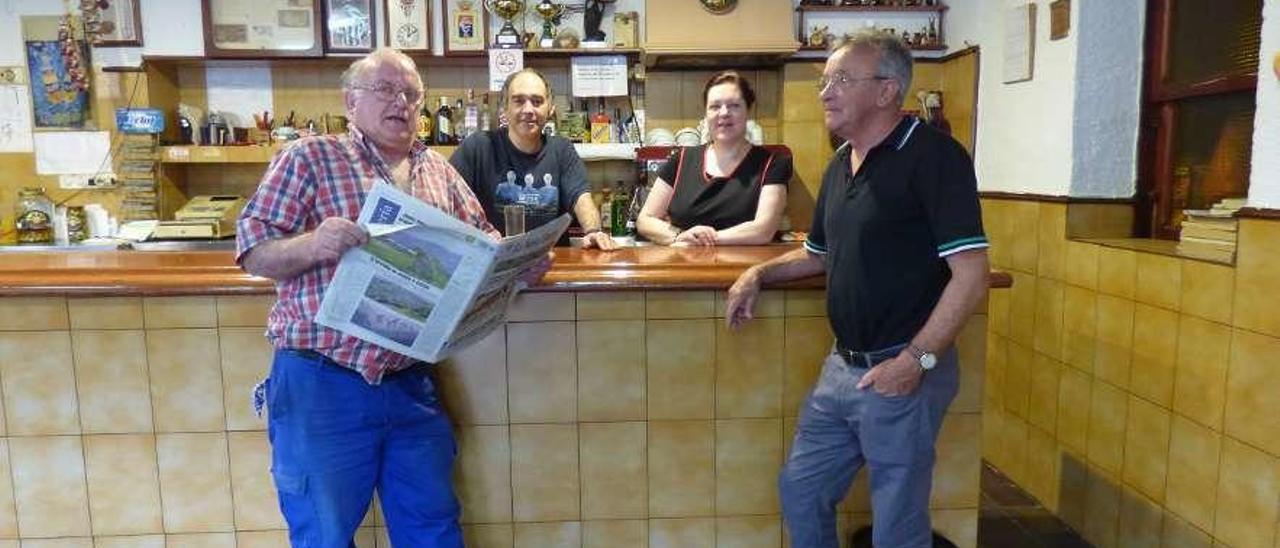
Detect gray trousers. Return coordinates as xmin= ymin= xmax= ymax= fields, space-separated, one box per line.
xmin=779 ymin=345 xmax=959 ymax=548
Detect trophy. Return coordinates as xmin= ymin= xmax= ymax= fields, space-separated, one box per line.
xmin=485 ymin=0 xmax=525 ymax=48
xmin=534 ymin=1 xmax=565 ymax=49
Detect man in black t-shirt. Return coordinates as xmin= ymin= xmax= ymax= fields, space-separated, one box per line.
xmin=725 ymin=30 xmax=990 ymax=548
xmin=450 ymin=69 xmax=617 ymax=250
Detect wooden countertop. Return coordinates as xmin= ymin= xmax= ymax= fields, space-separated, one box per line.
xmin=0 ymin=245 xmax=1013 ymax=297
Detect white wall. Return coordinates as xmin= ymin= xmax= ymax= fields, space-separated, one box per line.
xmin=1248 ymin=0 xmax=1280 ymax=208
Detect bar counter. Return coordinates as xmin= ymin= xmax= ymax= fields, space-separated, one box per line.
xmin=0 ymin=244 xmax=1008 ymax=547
xmin=0 ymin=244 xmax=1012 ymax=296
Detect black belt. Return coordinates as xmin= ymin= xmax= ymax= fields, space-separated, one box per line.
xmin=834 ymin=343 xmax=906 ymax=369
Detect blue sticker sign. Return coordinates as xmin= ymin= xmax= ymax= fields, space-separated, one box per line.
xmin=115 ymin=108 xmax=165 ymax=134
xmin=371 ymin=198 xmax=402 ymax=225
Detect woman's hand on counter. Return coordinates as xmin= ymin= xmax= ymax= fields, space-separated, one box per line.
xmin=580 ymin=230 xmax=620 ymax=251
xmin=674 ymin=225 xmax=718 ymax=247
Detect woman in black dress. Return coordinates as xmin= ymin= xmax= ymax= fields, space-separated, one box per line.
xmin=637 ymin=71 xmax=792 ymax=246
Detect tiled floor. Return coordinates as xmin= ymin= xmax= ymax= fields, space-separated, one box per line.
xmin=976 ymin=462 xmax=1091 ymax=548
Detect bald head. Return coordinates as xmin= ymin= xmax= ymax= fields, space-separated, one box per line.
xmin=341 ymin=48 xmax=422 ymax=91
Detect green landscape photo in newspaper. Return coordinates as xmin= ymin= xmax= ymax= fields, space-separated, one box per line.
xmin=363 ymin=225 xmax=467 ymax=290
xmin=363 ymin=276 xmax=434 ymax=322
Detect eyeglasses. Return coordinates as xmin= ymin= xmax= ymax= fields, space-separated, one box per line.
xmin=351 ymin=82 xmax=424 ymax=104
xmin=817 ymin=72 xmax=890 ymax=93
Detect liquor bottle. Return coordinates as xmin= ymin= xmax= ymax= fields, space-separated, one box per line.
xmin=462 ymin=88 xmax=480 ymax=139
xmin=590 ymin=98 xmax=612 ymax=144
xmin=453 ymin=97 xmax=465 ymax=142
xmin=480 ymin=92 xmax=493 ymax=132
xmin=598 ymin=187 xmax=613 ymax=234
xmin=625 ymin=182 xmax=646 ymax=236
xmin=434 ymin=97 xmax=454 ymax=145
xmin=417 ymin=101 xmax=433 ymax=144
xmin=610 ymin=181 xmax=629 ymax=237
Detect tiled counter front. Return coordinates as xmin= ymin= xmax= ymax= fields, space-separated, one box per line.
xmin=0 ymin=289 xmax=987 ymax=547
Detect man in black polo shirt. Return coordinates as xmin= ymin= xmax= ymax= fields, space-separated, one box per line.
xmin=725 ymin=30 xmax=989 ymax=548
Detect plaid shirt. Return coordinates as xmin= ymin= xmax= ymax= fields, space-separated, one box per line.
xmin=237 ymin=127 xmax=499 ymax=384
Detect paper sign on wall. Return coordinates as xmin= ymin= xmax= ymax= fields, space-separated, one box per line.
xmin=489 ymin=49 xmax=524 ymax=92
xmin=0 ymin=84 xmax=34 ymax=153
xmin=570 ymin=55 xmax=628 ymax=97
xmin=33 ymin=131 xmax=113 ymax=175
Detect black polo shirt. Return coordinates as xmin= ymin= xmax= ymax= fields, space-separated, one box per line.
xmin=805 ymin=116 xmax=987 ymax=352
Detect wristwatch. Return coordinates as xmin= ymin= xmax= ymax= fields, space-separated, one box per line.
xmin=908 ymin=344 xmax=938 ymax=371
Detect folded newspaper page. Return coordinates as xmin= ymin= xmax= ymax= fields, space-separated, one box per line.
xmin=317 ymin=182 xmax=570 ymax=363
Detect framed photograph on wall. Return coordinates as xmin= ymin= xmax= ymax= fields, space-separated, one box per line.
xmin=443 ymin=0 xmax=487 ymax=55
xmin=202 ymin=0 xmax=323 ymax=58
xmin=325 ymin=0 xmax=376 ymax=53
xmin=385 ymin=0 xmax=430 ymax=51
xmin=95 ymin=0 xmax=143 ymax=47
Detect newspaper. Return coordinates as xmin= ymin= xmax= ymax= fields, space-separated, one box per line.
xmin=316 ymin=182 xmax=569 ymax=363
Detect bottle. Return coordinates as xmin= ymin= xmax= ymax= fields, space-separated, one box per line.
xmin=625 ymin=182 xmax=646 ymax=236
xmin=417 ymin=101 xmax=434 ymax=144
xmin=590 ymin=98 xmax=612 ymax=144
xmin=14 ymin=187 xmax=55 ymax=245
xmin=598 ymin=187 xmax=613 ymax=234
xmin=453 ymin=98 xmax=465 ymax=142
xmin=434 ymin=97 xmax=454 ymax=145
xmin=462 ymin=88 xmax=480 ymax=139
xmin=480 ymin=92 xmax=493 ymax=132
xmin=610 ymin=181 xmax=629 ymax=237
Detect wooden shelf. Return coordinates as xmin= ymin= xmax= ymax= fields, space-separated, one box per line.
xmin=797 ymin=4 xmax=947 ymax=13
xmin=157 ymin=143 xmax=634 ymax=164
xmin=798 ymin=43 xmax=945 ymax=51
xmin=142 ymin=48 xmax=642 ymax=68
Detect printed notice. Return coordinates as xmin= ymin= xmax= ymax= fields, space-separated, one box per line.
xmin=0 ymin=84 xmax=33 ymax=153
xmin=570 ymin=55 xmax=628 ymax=97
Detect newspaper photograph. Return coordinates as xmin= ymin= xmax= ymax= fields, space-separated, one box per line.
xmin=317 ymin=182 xmax=568 ymax=363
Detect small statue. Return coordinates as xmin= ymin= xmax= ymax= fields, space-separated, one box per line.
xmin=808 ymin=25 xmax=830 ymax=49
xmin=583 ymin=0 xmax=613 ymax=42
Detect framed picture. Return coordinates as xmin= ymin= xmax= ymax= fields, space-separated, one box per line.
xmin=443 ymin=0 xmax=487 ymax=55
xmin=385 ymin=0 xmax=430 ymax=51
xmin=95 ymin=0 xmax=143 ymax=47
xmin=202 ymin=0 xmax=323 ymax=58
xmin=325 ymin=0 xmax=376 ymax=53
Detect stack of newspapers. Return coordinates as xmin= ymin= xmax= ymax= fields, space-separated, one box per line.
xmin=1177 ymin=198 xmax=1244 ymax=263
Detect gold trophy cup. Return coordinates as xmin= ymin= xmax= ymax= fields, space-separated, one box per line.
xmin=486 ymin=0 xmax=525 ymax=48
xmin=534 ymin=2 xmax=565 ymax=48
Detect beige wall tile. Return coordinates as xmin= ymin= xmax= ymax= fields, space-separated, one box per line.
xmin=1082 ymin=469 xmax=1122 ymax=548
xmin=227 ymin=431 xmax=283 ymax=530
xmin=214 ymin=295 xmax=273 ymax=327
xmin=932 ymin=413 xmax=981 ymax=509
xmin=1213 ymin=437 xmax=1280 ymax=548
xmin=156 ymin=432 xmax=234 ymax=533
xmin=0 ymin=331 xmax=78 ymax=435
xmin=68 ymin=297 xmax=143 ymax=329
xmin=1233 ymin=218 xmax=1280 ymax=338
xmin=1028 ymin=354 xmax=1061 ymax=433
xmin=1037 ymin=204 xmax=1067 ymax=281
xmin=507 ymin=293 xmax=575 ymax=322
xmin=1024 ymin=426 xmax=1060 ymax=511
xmin=648 ymin=420 xmax=715 ymax=517
xmin=464 ymin=523 xmax=513 ymax=548
xmin=511 ymin=424 xmax=579 ymax=522
xmin=1064 ymin=241 xmax=1100 ymax=290
xmin=931 ymin=508 xmax=978 ymax=548
xmin=1003 ymin=341 xmax=1031 ymax=419
xmin=455 ymin=425 xmax=512 ymax=524
xmin=1122 ymin=396 xmax=1171 ymax=503
xmin=1057 ymin=366 xmax=1092 ymax=455
xmin=714 ymin=290 xmax=784 ymax=319
xmin=582 ymin=519 xmax=646 ymax=548
xmin=1225 ymin=329 xmax=1280 ymax=456
xmin=1165 ymin=415 xmax=1221 ymax=533
xmin=647 ymin=319 xmax=714 ymax=420
xmin=649 ymin=517 xmax=715 ymax=548
xmin=578 ymin=321 xmax=646 ymax=422
xmin=580 ymin=422 xmax=647 ymax=520
xmin=1129 ymin=304 xmax=1179 ymax=407
xmin=1180 ymin=260 xmax=1234 ymax=325
xmin=784 ymin=290 xmax=827 ymax=317
xmin=783 ymin=317 xmax=832 ymax=417
xmin=1135 ymin=254 xmax=1182 ymax=311
xmin=1173 ymin=317 xmax=1231 ymax=430
xmin=1116 ymin=487 xmax=1163 ymax=548
xmin=576 ymin=292 xmax=644 ymax=320
xmin=83 ymin=434 xmax=163 ymax=536
xmin=235 ymin=530 xmax=290 ymax=548
xmin=142 ymin=297 xmax=217 ymax=328
xmin=952 ymin=316 xmax=987 ymax=414
xmin=716 ymin=515 xmax=781 ymax=548
xmin=19 ymin=539 xmax=91 ymax=548
xmin=715 ymin=418 xmax=782 ymax=515
xmin=1162 ymin=511 xmax=1213 ymax=548
xmin=9 ymin=436 xmax=91 ymax=537
xmin=0 ymin=440 xmax=14 ymax=537
xmin=1097 ymin=247 xmax=1137 ymax=299
xmin=507 ymin=322 xmax=576 ymax=423
xmin=73 ymin=330 xmax=153 ymax=434
xmin=716 ymin=319 xmax=784 ymax=418
xmin=1034 ymin=280 xmax=1064 ymax=361
xmin=1088 ymin=380 xmax=1128 ymax=475
xmin=0 ymin=296 xmax=67 ymax=330
xmin=438 ymin=328 xmax=508 ymax=425
xmin=985 ymin=335 xmax=1007 ymax=410
xmin=646 ymin=291 xmax=714 ymax=319
xmin=147 ymin=329 xmax=226 ymax=432
xmin=1094 ymin=295 xmax=1134 ymax=389
xmin=512 ymin=521 xmax=580 ymax=548
xmin=163 ymin=533 xmax=235 ymax=548
xmin=998 ymin=415 xmax=1028 ymax=486
xmin=988 ymin=287 xmax=1010 ymax=337
xmin=1007 ymin=201 xmax=1040 ymax=274
xmin=218 ymin=328 xmax=272 ymax=431
xmin=983 ymin=200 xmax=1012 ymax=270
xmin=94 ymin=535 xmax=166 ymax=548
xmin=1007 ymin=272 xmax=1037 ymax=347
xmin=1062 ymin=286 xmax=1097 ymax=373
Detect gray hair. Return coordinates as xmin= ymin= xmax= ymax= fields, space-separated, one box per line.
xmin=340 ymin=47 xmax=422 ymax=90
xmin=831 ymin=29 xmax=914 ymax=106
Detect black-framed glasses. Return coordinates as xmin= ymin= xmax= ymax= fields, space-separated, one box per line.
xmin=817 ymin=72 xmax=890 ymax=93
xmin=351 ymin=82 xmax=424 ymax=104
